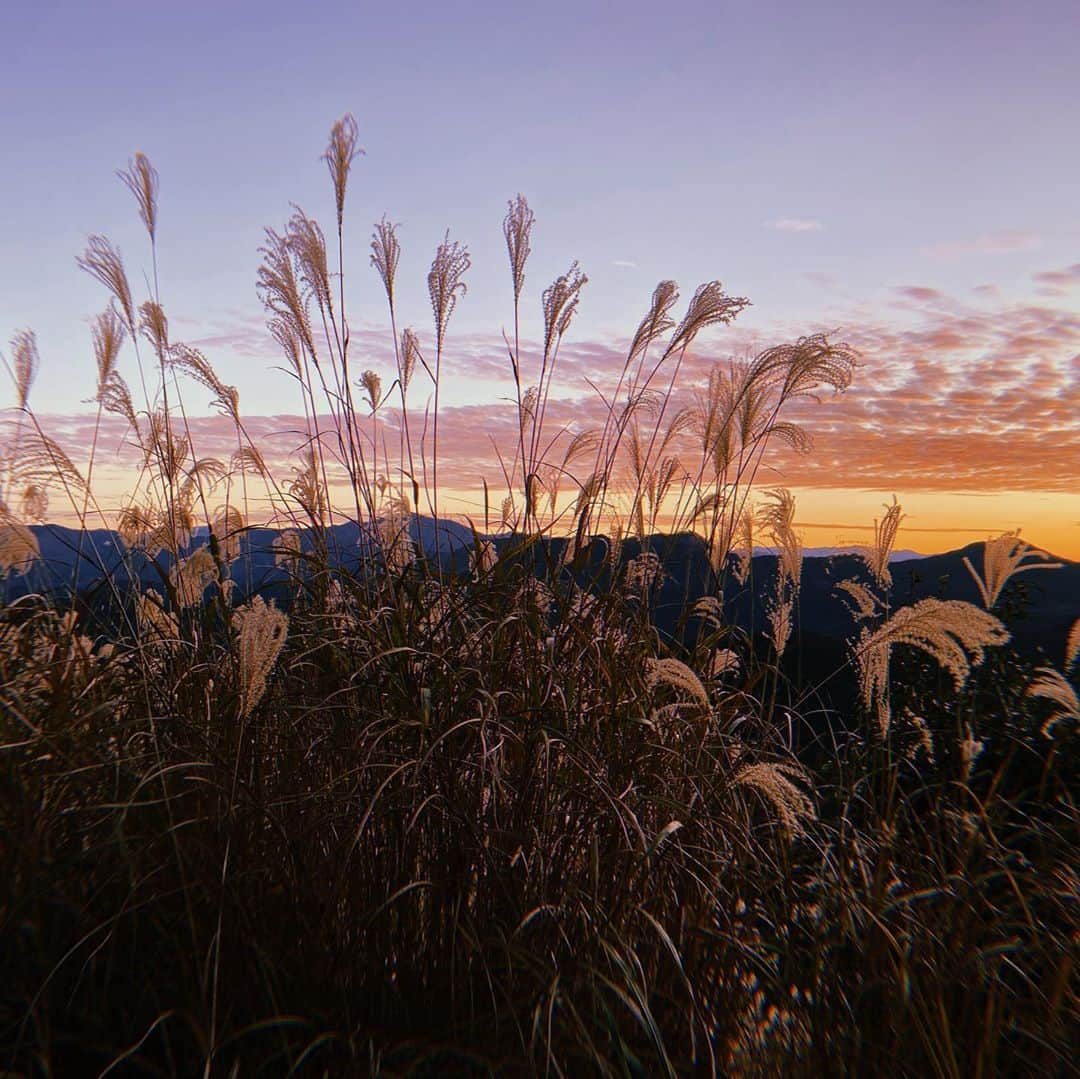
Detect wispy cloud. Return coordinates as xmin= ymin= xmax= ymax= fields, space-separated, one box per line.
xmin=767 ymin=217 xmax=824 ymax=233
xmin=1032 ymin=262 xmax=1080 ymax=298
xmin=611 ymin=259 xmax=638 ymax=269
xmin=894 ymin=286 xmax=946 ymax=304
xmin=15 ymin=262 xmax=1080 ymax=520
xmin=802 ymin=271 xmax=842 ymax=291
xmin=920 ymin=230 xmax=1040 ymax=258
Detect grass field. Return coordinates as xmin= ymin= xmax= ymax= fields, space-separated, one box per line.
xmin=1 ymin=118 xmax=1076 ymax=1076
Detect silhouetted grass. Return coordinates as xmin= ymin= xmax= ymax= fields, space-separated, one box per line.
xmin=0 ymin=117 xmax=1076 ymax=1076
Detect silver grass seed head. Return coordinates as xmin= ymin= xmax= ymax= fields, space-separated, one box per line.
xmin=77 ymin=236 xmax=135 ymax=330
xmin=233 ymin=595 xmax=288 ymax=718
xmin=734 ymin=762 xmax=816 ymax=839
xmin=178 ymin=457 xmax=227 ymax=514
xmin=96 ymin=372 xmax=137 ymax=433
xmin=275 ymin=529 xmax=303 ymax=571
xmin=211 ymin=506 xmax=246 ymax=563
xmin=626 ymin=551 xmax=664 ymax=595
xmin=20 ymin=484 xmax=48 ymax=523
xmin=0 ymin=521 xmax=40 ymax=576
xmin=707 ymin=648 xmax=740 ymax=679
xmin=400 ymin=327 xmax=421 ymax=391
xmin=542 ymin=261 xmax=587 ymax=358
xmin=138 ymin=301 xmax=169 ymax=358
xmin=268 ymin=316 xmax=304 ymax=377
xmin=500 ymin=495 xmax=514 ymax=529
xmin=136 ymin=588 xmax=180 ymax=641
xmin=258 ymin=229 xmax=316 ymax=360
xmin=856 ymin=598 xmax=1009 ymax=737
xmin=963 ymin=530 xmax=1061 ymax=610
xmin=692 ymin=595 xmax=726 ymax=630
xmin=170 ymin=546 xmax=220 ymax=607
xmin=503 ymin=194 xmax=535 ymax=302
xmin=117 ymin=152 xmax=159 ymax=242
xmin=428 ymin=231 xmax=471 ymax=353
xmin=470 ymin=539 xmax=497 ymax=579
xmin=767 ymin=592 xmax=794 ymax=658
xmin=628 ymin=280 xmax=680 ymax=362
xmin=286 ymin=210 xmax=332 ymax=318
xmin=169 ymin=344 xmax=239 ymax=421
xmin=644 ymin=656 xmax=710 ymax=711
xmin=91 ymin=306 xmax=126 ymax=393
xmin=360 ymin=369 xmax=382 ymax=412
xmin=117 ymin=502 xmax=156 ymax=550
xmin=371 ymin=216 xmax=401 ymax=308
xmin=1027 ymin=665 xmax=1080 ymax=738
xmin=959 ymin=724 xmax=985 ymax=780
xmin=859 ymin=496 xmax=904 ymax=589
xmin=777 ymin=334 xmax=859 ymax=399
xmin=10 ymin=329 xmax=39 ymax=410
xmin=671 ymin=281 xmax=750 ymax=353
xmin=231 ymin=446 xmax=267 ymax=477
xmin=324 ymin=114 xmax=363 ymax=231
xmin=1066 ymin=619 xmax=1080 ymax=672
xmin=836 ymin=579 xmax=879 ymax=622
xmin=5 ymin=430 xmax=85 ymax=496
xmin=905 ymin=712 xmax=936 ymax=764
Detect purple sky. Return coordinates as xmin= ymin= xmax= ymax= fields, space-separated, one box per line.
xmin=2 ymin=0 xmax=1079 ymax=552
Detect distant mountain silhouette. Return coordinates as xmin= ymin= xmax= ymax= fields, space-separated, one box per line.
xmin=754 ymin=545 xmax=924 ymax=562
xmin=5 ymin=521 xmax=1076 ymax=667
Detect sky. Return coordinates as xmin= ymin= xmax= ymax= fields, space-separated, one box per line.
xmin=1 ymin=0 xmax=1078 ymax=556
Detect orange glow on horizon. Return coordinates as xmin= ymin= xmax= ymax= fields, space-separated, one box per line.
xmin=38 ymin=477 xmax=1080 ymax=562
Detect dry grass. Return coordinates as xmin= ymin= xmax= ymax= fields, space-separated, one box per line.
xmin=854 ymin=597 xmax=1011 ymax=736
xmin=0 ymin=117 xmax=1076 ymax=1077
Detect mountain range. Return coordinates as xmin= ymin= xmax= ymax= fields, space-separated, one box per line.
xmin=4 ymin=519 xmax=1076 ymax=669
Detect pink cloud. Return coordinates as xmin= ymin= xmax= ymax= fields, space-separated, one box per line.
xmin=1032 ymin=263 xmax=1080 ymax=298
xmin=1032 ymin=263 xmax=1080 ymax=287
xmin=11 ymin=265 xmax=1080 ymax=522
xmin=920 ymin=230 xmax=1041 ymax=258
xmin=802 ymin=271 xmax=842 ymax=292
xmin=895 ymin=286 xmax=945 ymax=303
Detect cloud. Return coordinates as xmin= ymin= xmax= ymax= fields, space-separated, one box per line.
xmin=12 ymin=263 xmax=1080 ymax=523
xmin=894 ymin=286 xmax=945 ymax=304
xmin=802 ymin=271 xmax=842 ymax=291
xmin=766 ymin=217 xmax=823 ymax=233
xmin=920 ymin=230 xmax=1040 ymax=258
xmin=1033 ymin=263 xmax=1080 ymax=288
xmin=611 ymin=259 xmax=638 ymax=269
xmin=1032 ymin=262 xmax=1080 ymax=298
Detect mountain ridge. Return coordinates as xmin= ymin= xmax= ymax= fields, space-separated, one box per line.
xmin=4 ymin=520 xmax=1075 ymax=666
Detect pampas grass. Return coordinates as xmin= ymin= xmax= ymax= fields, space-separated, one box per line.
xmin=963 ymin=529 xmax=1062 ymax=609
xmin=323 ymin=113 xmax=362 ymax=231
xmin=855 ymin=598 xmax=1010 ymax=735
xmin=1027 ymin=666 xmax=1080 ymax=737
xmin=1066 ymin=618 xmax=1080 ymax=670
xmin=117 ymin=151 xmax=159 ymax=242
xmin=10 ymin=330 xmax=38 ymax=411
xmin=859 ymin=495 xmax=904 ymax=589
xmin=645 ymin=655 xmax=711 ymax=711
xmin=733 ymin=761 xmax=816 ymax=838
xmin=0 ymin=520 xmax=39 ymax=575
xmin=233 ymin=595 xmax=287 ymax=718
xmin=1 ymin=115 xmax=1076 ymax=1078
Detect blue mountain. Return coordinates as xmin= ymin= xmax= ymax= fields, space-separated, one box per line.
xmin=3 ymin=522 xmax=1076 ymax=668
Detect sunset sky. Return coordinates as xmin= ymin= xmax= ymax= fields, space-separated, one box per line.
xmin=2 ymin=0 xmax=1078 ymax=556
